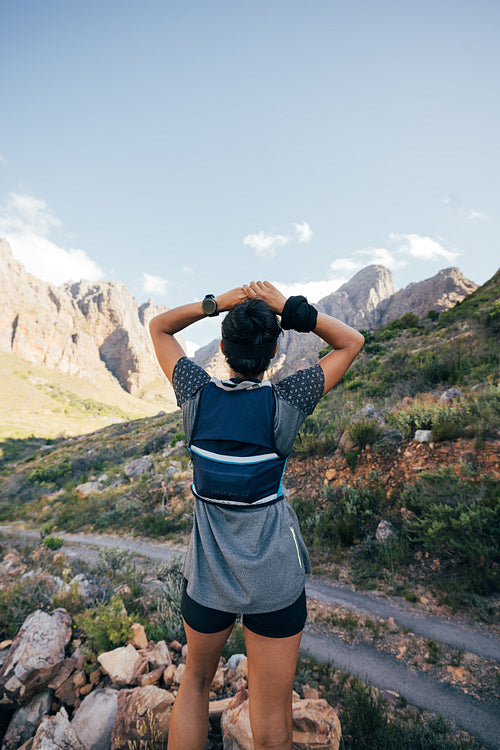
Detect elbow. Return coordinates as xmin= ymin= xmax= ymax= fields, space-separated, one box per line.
xmin=354 ymin=330 xmax=365 ymax=352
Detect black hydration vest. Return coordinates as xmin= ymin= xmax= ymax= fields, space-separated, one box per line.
xmin=189 ymin=379 xmax=287 ymax=509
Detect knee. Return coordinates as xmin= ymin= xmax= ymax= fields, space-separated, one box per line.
xmin=182 ymin=664 xmax=214 ymax=693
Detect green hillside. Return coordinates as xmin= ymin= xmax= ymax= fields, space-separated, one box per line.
xmin=0 ymin=352 xmax=177 ymax=441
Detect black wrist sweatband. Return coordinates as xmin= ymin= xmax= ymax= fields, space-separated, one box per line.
xmin=280 ymin=295 xmax=318 ymax=332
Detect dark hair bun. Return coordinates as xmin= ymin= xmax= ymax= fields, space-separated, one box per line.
xmin=221 ymin=299 xmax=281 ymax=377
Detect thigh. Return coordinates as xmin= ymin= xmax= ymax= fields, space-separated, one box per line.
xmin=183 ymin=619 xmax=235 ymax=687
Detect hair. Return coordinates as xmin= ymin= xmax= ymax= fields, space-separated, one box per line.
xmin=221 ymin=298 xmax=282 ymax=378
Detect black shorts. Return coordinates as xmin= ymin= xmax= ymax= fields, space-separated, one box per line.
xmin=181 ymin=580 xmax=307 ymax=639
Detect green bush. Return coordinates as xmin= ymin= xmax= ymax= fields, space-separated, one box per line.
xmin=28 ymin=458 xmax=72 ymax=485
xmin=402 ymin=468 xmax=500 ymax=595
xmin=348 ymin=419 xmax=384 ymax=448
xmin=75 ymin=595 xmax=135 ymax=671
xmin=147 ymin=562 xmax=185 ymax=643
xmin=42 ymin=535 xmax=64 ymax=550
xmin=0 ymin=575 xmax=55 ymax=639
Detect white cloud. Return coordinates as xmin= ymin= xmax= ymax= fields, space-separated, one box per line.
xmin=0 ymin=192 xmax=103 ymax=285
xmin=389 ymin=233 xmax=458 ymax=263
xmin=185 ymin=340 xmax=200 ymax=357
xmin=183 ymin=265 xmax=194 ymax=274
xmin=293 ymin=222 xmax=313 ymax=243
xmin=243 ymin=230 xmax=289 ymax=258
xmin=142 ymin=272 xmax=169 ymax=296
xmin=272 ymin=277 xmax=347 ymax=303
xmin=466 ymin=209 xmax=488 ymax=221
xmin=0 ymin=153 xmax=5 ymax=163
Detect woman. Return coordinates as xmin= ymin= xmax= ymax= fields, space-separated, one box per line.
xmin=149 ymin=280 xmax=364 ymax=750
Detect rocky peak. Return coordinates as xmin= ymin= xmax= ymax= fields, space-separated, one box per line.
xmin=0 ymin=238 xmax=171 ymax=396
xmin=379 ymin=267 xmax=478 ymax=324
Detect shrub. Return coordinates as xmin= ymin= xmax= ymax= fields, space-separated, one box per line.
xmin=0 ymin=575 xmax=56 ymax=639
xmin=74 ymin=594 xmax=135 ymax=671
xmin=28 ymin=458 xmax=72 ymax=485
xmin=42 ymin=535 xmax=64 ymax=550
xmin=147 ymin=562 xmax=185 ymax=643
xmin=348 ymin=419 xmax=384 ymax=448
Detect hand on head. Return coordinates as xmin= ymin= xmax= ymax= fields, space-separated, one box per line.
xmin=242 ymin=281 xmax=287 ymax=314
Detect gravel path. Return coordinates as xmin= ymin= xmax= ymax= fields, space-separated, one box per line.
xmin=2 ymin=524 xmax=499 ymax=747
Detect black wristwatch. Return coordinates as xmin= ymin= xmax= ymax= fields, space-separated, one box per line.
xmin=201 ymin=294 xmax=219 ymax=317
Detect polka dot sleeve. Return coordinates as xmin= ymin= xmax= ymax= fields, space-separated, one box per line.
xmin=273 ymin=364 xmax=325 ymax=416
xmin=172 ymin=357 xmax=210 ymax=407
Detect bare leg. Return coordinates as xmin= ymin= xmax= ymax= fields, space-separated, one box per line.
xmin=167 ymin=619 xmax=234 ymax=750
xmin=243 ymin=626 xmax=303 ymax=750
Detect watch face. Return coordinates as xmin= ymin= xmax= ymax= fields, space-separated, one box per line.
xmin=202 ymin=296 xmax=217 ymax=315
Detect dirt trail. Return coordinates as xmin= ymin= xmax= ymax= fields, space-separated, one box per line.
xmin=2 ymin=525 xmax=499 ymax=748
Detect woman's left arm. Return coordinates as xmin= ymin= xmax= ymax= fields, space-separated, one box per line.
xmin=149 ymin=287 xmax=248 ymax=382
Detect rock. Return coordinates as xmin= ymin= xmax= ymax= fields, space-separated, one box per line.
xmin=221 ymin=692 xmax=342 ymax=750
xmin=226 ymin=654 xmax=246 ymax=671
xmin=353 ymin=404 xmax=385 ymax=426
xmin=235 ymin=658 xmax=248 ymax=678
xmin=173 ymin=663 xmax=185 ymax=685
xmin=163 ymin=663 xmax=176 ymax=688
xmin=30 ymin=706 xmax=86 ymax=749
xmin=380 ymin=428 xmax=403 ymax=445
xmin=97 ymin=644 xmax=148 ymax=686
xmin=0 ymin=551 xmax=27 ymax=579
xmin=128 ymin=623 xmax=148 ymax=650
xmin=144 ymin=640 xmax=171 ymax=669
xmin=302 ymin=684 xmax=320 ymax=700
xmin=338 ymin=432 xmax=355 ymax=453
xmin=0 ymin=609 xmax=72 ymax=704
xmin=110 ymin=685 xmax=175 ymax=750
xmin=136 ymin=667 xmax=163 ymax=687
xmin=211 ymin=668 xmax=226 ymax=693
xmin=1 ymin=689 xmax=52 ymax=750
xmin=124 ymin=457 xmax=154 ymax=480
xmin=75 ymin=481 xmax=102 ymax=498
xmin=440 ymin=388 xmax=462 ymax=403
xmin=400 ymin=507 xmax=416 ymax=523
xmin=376 ymin=520 xmax=397 ymax=544
xmin=414 ymin=429 xmax=432 ymax=443
xmin=70 ymin=687 xmax=119 ymax=750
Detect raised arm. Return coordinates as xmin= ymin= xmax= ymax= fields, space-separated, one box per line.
xmin=149 ymin=287 xmax=248 ymax=382
xmin=246 ymin=280 xmax=364 ymax=396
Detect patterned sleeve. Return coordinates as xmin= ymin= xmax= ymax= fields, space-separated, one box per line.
xmin=273 ymin=364 xmax=325 ymax=416
xmin=172 ymin=357 xmax=210 ymax=407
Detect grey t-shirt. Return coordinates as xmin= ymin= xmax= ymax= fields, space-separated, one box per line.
xmin=172 ymin=357 xmax=324 ymax=613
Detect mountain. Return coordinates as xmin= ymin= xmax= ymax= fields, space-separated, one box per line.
xmin=0 ymin=238 xmax=175 ymax=396
xmin=194 ymin=264 xmax=478 ymax=379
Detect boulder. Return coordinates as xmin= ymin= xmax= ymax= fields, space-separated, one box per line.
xmin=110 ymin=685 xmax=175 ymax=750
xmin=376 ymin=520 xmax=397 ymax=544
xmin=124 ymin=457 xmax=154 ymax=480
xmin=440 ymin=388 xmax=462 ymax=403
xmin=414 ymin=429 xmax=432 ymax=443
xmin=75 ymin=481 xmax=102 ymax=498
xmin=1 ymin=688 xmax=52 ymax=750
xmin=0 ymin=609 xmax=72 ymax=704
xmin=128 ymin=623 xmax=148 ymax=650
xmin=144 ymin=640 xmax=171 ymax=669
xmin=30 ymin=706 xmax=86 ymax=749
xmin=226 ymin=654 xmax=246 ymax=671
xmin=98 ymin=644 xmax=147 ymax=687
xmin=221 ymin=691 xmax=342 ymax=750
xmin=71 ymin=687 xmax=119 ymax=750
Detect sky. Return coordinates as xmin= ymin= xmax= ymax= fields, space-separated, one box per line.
xmin=1 ymin=0 xmax=499 ymax=352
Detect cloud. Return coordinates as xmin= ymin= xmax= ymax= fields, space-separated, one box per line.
xmin=142 ymin=272 xmax=169 ymax=296
xmin=389 ymin=233 xmax=458 ymax=263
xmin=293 ymin=222 xmax=313 ymax=243
xmin=0 ymin=192 xmax=103 ymax=285
xmin=272 ymin=277 xmax=347 ymax=303
xmin=331 ymin=247 xmax=403 ymax=276
xmin=183 ymin=265 xmax=194 ymax=274
xmin=466 ymin=210 xmax=488 ymax=221
xmin=243 ymin=230 xmax=289 ymax=258
xmin=0 ymin=153 xmax=5 ymax=163
xmin=185 ymin=340 xmax=200 ymax=357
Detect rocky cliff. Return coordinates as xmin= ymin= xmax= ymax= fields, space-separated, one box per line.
xmin=194 ymin=264 xmax=478 ymax=379
xmin=0 ymin=238 xmax=169 ymax=395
